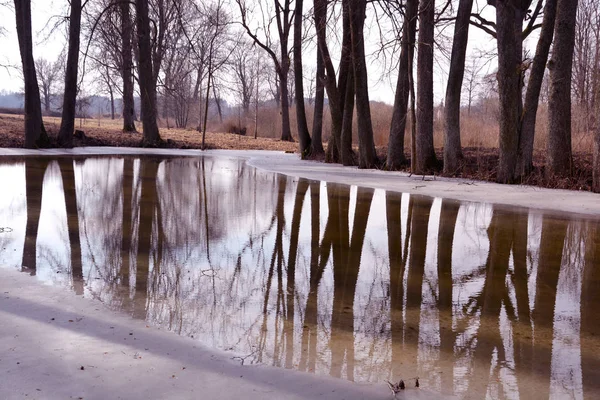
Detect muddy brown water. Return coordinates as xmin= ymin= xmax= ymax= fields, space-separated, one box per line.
xmin=1 ymin=155 xmax=599 ymax=399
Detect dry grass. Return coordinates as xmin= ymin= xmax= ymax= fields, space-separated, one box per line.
xmin=0 ymin=113 xmax=298 ymax=152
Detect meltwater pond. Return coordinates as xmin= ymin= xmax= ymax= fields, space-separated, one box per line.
xmin=0 ymin=154 xmax=599 ymax=399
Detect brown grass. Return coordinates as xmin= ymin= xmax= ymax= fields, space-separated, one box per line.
xmin=0 ymin=113 xmax=298 ymax=152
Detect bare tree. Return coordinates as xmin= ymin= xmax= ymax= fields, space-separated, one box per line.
xmin=14 ymin=0 xmax=49 ymax=148
xmin=310 ymin=45 xmax=325 ymax=155
xmin=387 ymin=0 xmax=418 ymax=170
xmin=236 ymin=0 xmax=294 ymax=142
xmin=443 ymin=0 xmax=473 ymax=174
xmin=136 ymin=0 xmax=161 ymax=145
xmin=36 ymin=57 xmax=63 ymax=113
xmin=120 ymin=0 xmax=136 ymax=131
xmin=415 ymin=0 xmax=438 ymax=173
xmin=348 ymin=0 xmax=377 ymax=168
xmin=293 ymin=0 xmax=311 ymax=155
xmin=546 ymin=0 xmax=578 ymax=176
xmin=517 ymin=0 xmax=557 ymax=175
xmin=58 ymin=0 xmax=83 ymax=148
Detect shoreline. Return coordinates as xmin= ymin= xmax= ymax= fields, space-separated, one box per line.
xmin=1 ymin=146 xmax=598 ymax=217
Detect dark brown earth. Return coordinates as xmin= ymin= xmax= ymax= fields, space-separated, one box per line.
xmin=0 ymin=113 xmax=595 ymax=192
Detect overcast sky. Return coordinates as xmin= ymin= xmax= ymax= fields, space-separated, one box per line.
xmin=0 ymin=0 xmax=498 ymax=105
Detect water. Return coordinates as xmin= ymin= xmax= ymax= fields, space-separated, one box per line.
xmin=0 ymin=155 xmax=599 ymax=399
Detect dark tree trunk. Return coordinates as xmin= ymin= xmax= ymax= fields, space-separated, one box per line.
xmin=495 ymin=2 xmax=526 ymax=183
xmin=315 ymin=0 xmax=349 ymax=163
xmin=135 ymin=0 xmax=161 ymax=146
xmin=517 ymin=0 xmax=557 ymax=175
xmin=340 ymin=68 xmax=355 ymax=166
xmin=386 ymin=0 xmax=417 ymax=170
xmin=348 ymin=0 xmax=377 ymax=168
xmin=311 ymin=45 xmax=325 ymax=155
xmin=109 ymin=85 xmax=115 ymax=120
xmin=279 ymin=66 xmax=293 ymax=142
xmin=14 ymin=0 xmax=49 ymax=148
xmin=594 ymin=113 xmax=600 ymax=192
xmin=121 ymin=0 xmax=137 ymax=132
xmin=57 ymin=0 xmax=82 ymax=148
xmin=546 ymin=0 xmax=577 ymax=177
xmin=443 ymin=0 xmax=473 ymax=174
xmin=293 ymin=0 xmax=311 ymax=155
xmin=415 ymin=0 xmax=438 ymax=174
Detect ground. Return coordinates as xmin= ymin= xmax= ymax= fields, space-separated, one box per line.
xmin=0 ymin=113 xmax=595 ymax=191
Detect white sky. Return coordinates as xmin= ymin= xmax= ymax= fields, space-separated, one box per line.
xmin=0 ymin=0 xmax=498 ymax=105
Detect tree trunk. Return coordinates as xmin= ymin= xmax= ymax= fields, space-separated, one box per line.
xmin=386 ymin=0 xmax=417 ymax=170
xmin=58 ymin=0 xmax=82 ymax=148
xmin=212 ymin=84 xmax=223 ymax=123
xmin=443 ymin=0 xmax=473 ymax=174
xmin=415 ymin=0 xmax=438 ymax=173
xmin=340 ymin=67 xmax=355 ymax=166
xmin=311 ymin=45 xmax=325 ymax=155
xmin=293 ymin=0 xmax=311 ymax=156
xmin=517 ymin=0 xmax=557 ymax=175
xmin=14 ymin=0 xmax=49 ymax=148
xmin=546 ymin=0 xmax=577 ymax=177
xmin=136 ymin=0 xmax=161 ymax=146
xmin=348 ymin=0 xmax=377 ymax=168
xmin=279 ymin=67 xmax=294 ymax=141
xmin=315 ymin=0 xmax=349 ymax=162
xmin=495 ymin=2 xmax=526 ymax=183
xmin=121 ymin=0 xmax=137 ymax=132
xmin=109 ymin=83 xmax=115 ymax=120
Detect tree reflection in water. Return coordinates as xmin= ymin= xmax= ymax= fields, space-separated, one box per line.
xmin=2 ymin=155 xmax=600 ymax=398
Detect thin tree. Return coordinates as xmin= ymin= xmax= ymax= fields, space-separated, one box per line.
xmin=14 ymin=0 xmax=49 ymax=148
xmin=58 ymin=0 xmax=82 ymax=148
xmin=443 ymin=0 xmax=473 ymax=174
xmin=310 ymin=45 xmax=325 ymax=155
xmin=546 ymin=0 xmax=578 ymax=176
xmin=348 ymin=0 xmax=377 ymax=168
xmin=36 ymin=57 xmax=63 ymax=113
xmin=293 ymin=0 xmax=311 ymax=156
xmin=121 ymin=0 xmax=136 ymax=132
xmin=516 ymin=0 xmax=557 ymax=175
xmin=236 ymin=0 xmax=294 ymax=142
xmin=387 ymin=0 xmax=418 ymax=170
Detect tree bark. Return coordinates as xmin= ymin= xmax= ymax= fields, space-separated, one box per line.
xmin=310 ymin=45 xmax=325 ymax=155
xmin=14 ymin=0 xmax=49 ymax=148
xmin=443 ymin=0 xmax=473 ymax=174
xmin=495 ymin=2 xmax=526 ymax=183
xmin=517 ymin=0 xmax=557 ymax=176
xmin=121 ymin=0 xmax=137 ymax=132
xmin=293 ymin=0 xmax=311 ymax=155
xmin=279 ymin=68 xmax=293 ymax=141
xmin=136 ymin=0 xmax=162 ymax=146
xmin=340 ymin=67 xmax=355 ymax=166
xmin=348 ymin=0 xmax=377 ymax=168
xmin=386 ymin=0 xmax=417 ymax=170
xmin=57 ymin=0 xmax=82 ymax=148
xmin=415 ymin=0 xmax=438 ymax=173
xmin=546 ymin=0 xmax=577 ymax=177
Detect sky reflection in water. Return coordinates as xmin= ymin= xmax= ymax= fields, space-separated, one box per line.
xmin=0 ymin=155 xmax=599 ymax=399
